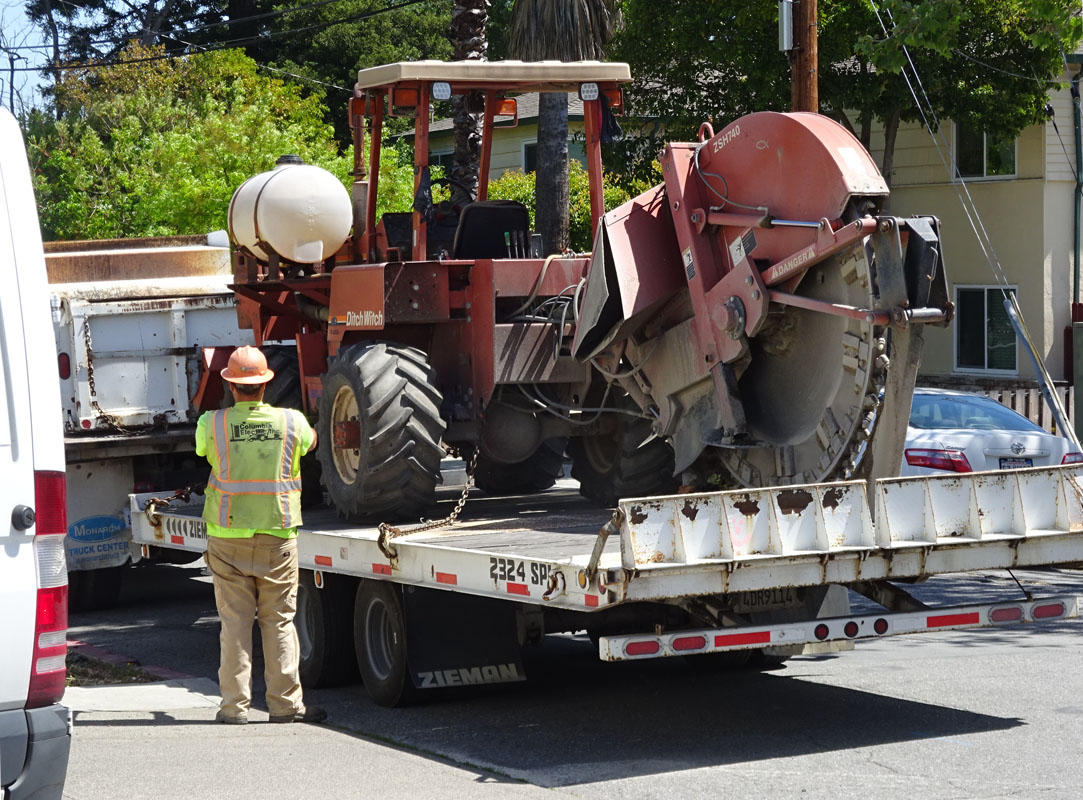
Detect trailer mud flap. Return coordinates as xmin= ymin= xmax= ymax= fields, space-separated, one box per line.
xmin=401 ymin=586 xmax=525 ymax=690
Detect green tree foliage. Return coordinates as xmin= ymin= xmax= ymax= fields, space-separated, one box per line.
xmin=22 ymin=44 xmax=355 ymax=239
xmin=488 ymin=160 xmax=636 ymax=251
xmin=609 ymin=0 xmax=1083 ymax=185
xmin=24 ymin=0 xmax=454 ymax=142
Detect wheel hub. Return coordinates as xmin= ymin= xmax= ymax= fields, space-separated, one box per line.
xmin=719 ymin=241 xmax=878 ymax=487
xmin=330 ymin=384 xmax=361 ymax=483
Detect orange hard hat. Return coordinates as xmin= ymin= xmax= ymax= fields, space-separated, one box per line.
xmin=221 ymin=345 xmax=275 ymax=385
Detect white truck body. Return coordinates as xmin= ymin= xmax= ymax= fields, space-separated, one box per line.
xmin=49 ymin=241 xmax=253 ymax=588
xmin=129 ymin=463 xmax=1083 ymax=700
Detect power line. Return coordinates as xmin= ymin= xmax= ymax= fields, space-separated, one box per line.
xmin=952 ymin=48 xmax=1069 ymax=86
xmin=5 ymin=0 xmax=420 ymax=52
xmin=156 ymin=30 xmax=350 ymax=92
xmin=8 ymin=0 xmax=435 ymax=68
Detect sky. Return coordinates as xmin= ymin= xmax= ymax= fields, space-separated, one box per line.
xmin=1 ymin=0 xmax=51 ymax=113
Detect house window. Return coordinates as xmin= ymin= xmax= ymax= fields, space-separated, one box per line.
xmin=955 ymin=123 xmax=1016 ymax=178
xmin=522 ymin=140 xmax=587 ymax=172
xmin=955 ymin=286 xmax=1017 ymax=373
xmin=429 ymin=150 xmax=455 ymax=174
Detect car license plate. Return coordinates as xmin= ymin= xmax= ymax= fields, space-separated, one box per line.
xmin=999 ymin=457 xmax=1033 ymax=469
xmin=732 ymin=588 xmax=802 ymax=614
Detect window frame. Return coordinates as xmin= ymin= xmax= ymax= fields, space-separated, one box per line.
xmin=953 ymin=284 xmax=1019 ymax=376
xmin=521 ymin=138 xmax=538 ymax=172
xmin=953 ymin=122 xmax=1017 ymax=181
xmin=521 ymin=138 xmax=588 ymax=173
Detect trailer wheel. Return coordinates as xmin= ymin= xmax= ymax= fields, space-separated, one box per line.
xmin=68 ymin=565 xmax=124 ymax=612
xmin=353 ymin=580 xmax=417 ymax=707
xmin=318 ymin=343 xmax=446 ymax=521
xmin=297 ymin=570 xmax=359 ymax=688
xmin=568 ymin=417 xmax=677 ymax=507
xmin=748 ymin=650 xmax=791 ymax=669
xmin=473 ymin=439 xmax=566 ymax=495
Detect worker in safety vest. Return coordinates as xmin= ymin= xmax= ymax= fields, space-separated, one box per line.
xmin=195 ymin=345 xmax=326 ymax=725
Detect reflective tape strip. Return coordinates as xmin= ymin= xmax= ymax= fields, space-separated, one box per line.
xmin=213 ymin=409 xmax=230 ymax=479
xmin=207 ymin=474 xmax=303 ymax=494
xmin=212 ymin=410 xmax=230 ymax=526
xmin=280 ymin=410 xmax=297 ymax=528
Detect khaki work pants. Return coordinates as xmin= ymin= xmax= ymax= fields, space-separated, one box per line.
xmin=206 ymin=534 xmax=304 ymax=718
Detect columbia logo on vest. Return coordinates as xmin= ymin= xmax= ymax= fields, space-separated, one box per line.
xmin=230 ymin=422 xmax=283 ymax=442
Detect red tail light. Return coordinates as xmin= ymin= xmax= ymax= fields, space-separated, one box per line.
xmin=57 ymin=352 xmax=71 ymax=380
xmin=905 ymin=448 xmax=973 ymax=473
xmin=1062 ymin=453 xmax=1083 ymax=465
xmin=670 ymin=635 xmax=707 ymax=652
xmin=34 ymin=470 xmax=66 ymax=534
xmin=27 ymin=470 xmax=68 ymax=709
xmin=624 ymin=639 xmax=660 ymax=656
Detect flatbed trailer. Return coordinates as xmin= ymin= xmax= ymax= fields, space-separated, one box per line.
xmin=130 ymin=464 xmax=1083 ymax=705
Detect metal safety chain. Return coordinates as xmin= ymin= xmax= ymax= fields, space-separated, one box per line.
xmin=82 ymin=317 xmax=135 ymax=435
xmin=142 ymin=486 xmax=202 ymax=527
xmin=377 ymin=444 xmax=481 ymax=561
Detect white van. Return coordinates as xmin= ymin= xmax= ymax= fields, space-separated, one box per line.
xmin=0 ymin=108 xmax=72 ymax=797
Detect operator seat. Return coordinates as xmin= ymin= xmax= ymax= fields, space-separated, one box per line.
xmin=451 ymin=200 xmax=531 ymax=259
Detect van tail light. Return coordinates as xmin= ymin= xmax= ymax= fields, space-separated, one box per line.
xmin=27 ymin=470 xmax=68 ymax=709
xmin=904 ymin=448 xmax=973 ymax=473
xmin=1062 ymin=453 xmax=1083 ymax=465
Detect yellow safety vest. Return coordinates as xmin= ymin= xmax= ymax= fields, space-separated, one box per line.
xmin=201 ymin=404 xmax=307 ymax=532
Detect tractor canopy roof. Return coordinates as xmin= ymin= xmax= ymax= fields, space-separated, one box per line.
xmin=355 ymin=60 xmax=631 ymax=93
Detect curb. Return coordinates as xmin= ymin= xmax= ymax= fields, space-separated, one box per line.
xmin=68 ymin=639 xmax=194 ymax=682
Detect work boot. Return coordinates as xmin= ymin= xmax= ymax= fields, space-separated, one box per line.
xmin=215 ymin=710 xmax=248 ymax=725
xmin=269 ymin=705 xmax=328 ymax=724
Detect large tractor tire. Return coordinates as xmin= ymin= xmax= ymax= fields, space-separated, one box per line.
xmin=568 ymin=417 xmax=677 ymax=508
xmin=473 ymin=439 xmax=566 ymax=495
xmin=317 ymin=342 xmax=446 ymax=521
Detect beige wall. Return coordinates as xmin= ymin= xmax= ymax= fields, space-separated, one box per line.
xmin=427 ymin=121 xmax=585 ymax=180
xmin=868 ymin=102 xmax=1075 ymax=381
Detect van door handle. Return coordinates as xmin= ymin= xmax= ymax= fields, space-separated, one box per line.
xmin=11 ymin=505 xmax=35 ymax=531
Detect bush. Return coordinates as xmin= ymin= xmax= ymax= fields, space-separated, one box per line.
xmin=487 ymin=160 xmax=639 ymax=252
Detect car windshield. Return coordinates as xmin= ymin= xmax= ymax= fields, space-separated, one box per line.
xmin=909 ymin=393 xmax=1046 ymax=433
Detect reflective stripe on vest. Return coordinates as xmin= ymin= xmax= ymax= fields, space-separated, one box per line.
xmin=206 ymin=406 xmax=303 ymax=529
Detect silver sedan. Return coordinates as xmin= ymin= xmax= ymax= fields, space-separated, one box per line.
xmin=900 ymin=388 xmax=1083 ymax=476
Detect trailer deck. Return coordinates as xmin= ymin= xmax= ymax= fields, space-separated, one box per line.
xmin=132 ymin=464 xmax=1083 ymax=615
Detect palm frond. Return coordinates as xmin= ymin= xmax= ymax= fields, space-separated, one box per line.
xmin=508 ymin=0 xmax=623 ymax=62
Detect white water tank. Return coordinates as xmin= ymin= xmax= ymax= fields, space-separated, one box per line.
xmin=228 ymin=156 xmax=352 ymax=264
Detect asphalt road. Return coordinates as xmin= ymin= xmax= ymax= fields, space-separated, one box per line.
xmin=65 ymin=555 xmax=1083 ymax=800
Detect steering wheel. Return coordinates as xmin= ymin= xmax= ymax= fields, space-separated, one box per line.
xmin=431 ymin=176 xmax=474 ymax=214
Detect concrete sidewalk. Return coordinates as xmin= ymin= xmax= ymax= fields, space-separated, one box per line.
xmin=63 ymin=680 xmax=553 ymax=800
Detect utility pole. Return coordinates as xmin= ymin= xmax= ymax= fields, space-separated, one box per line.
xmin=789 ymin=0 xmax=818 ymax=112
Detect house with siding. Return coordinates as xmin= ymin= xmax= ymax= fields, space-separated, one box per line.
xmin=868 ymin=58 xmax=1081 ymax=405
xmin=407 ymin=93 xmax=588 ymax=178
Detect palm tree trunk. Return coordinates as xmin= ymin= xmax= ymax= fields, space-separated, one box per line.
xmin=880 ymin=108 xmax=902 ymax=191
xmin=535 ymin=92 xmax=570 ymax=254
xmin=449 ymin=0 xmax=489 ymax=206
